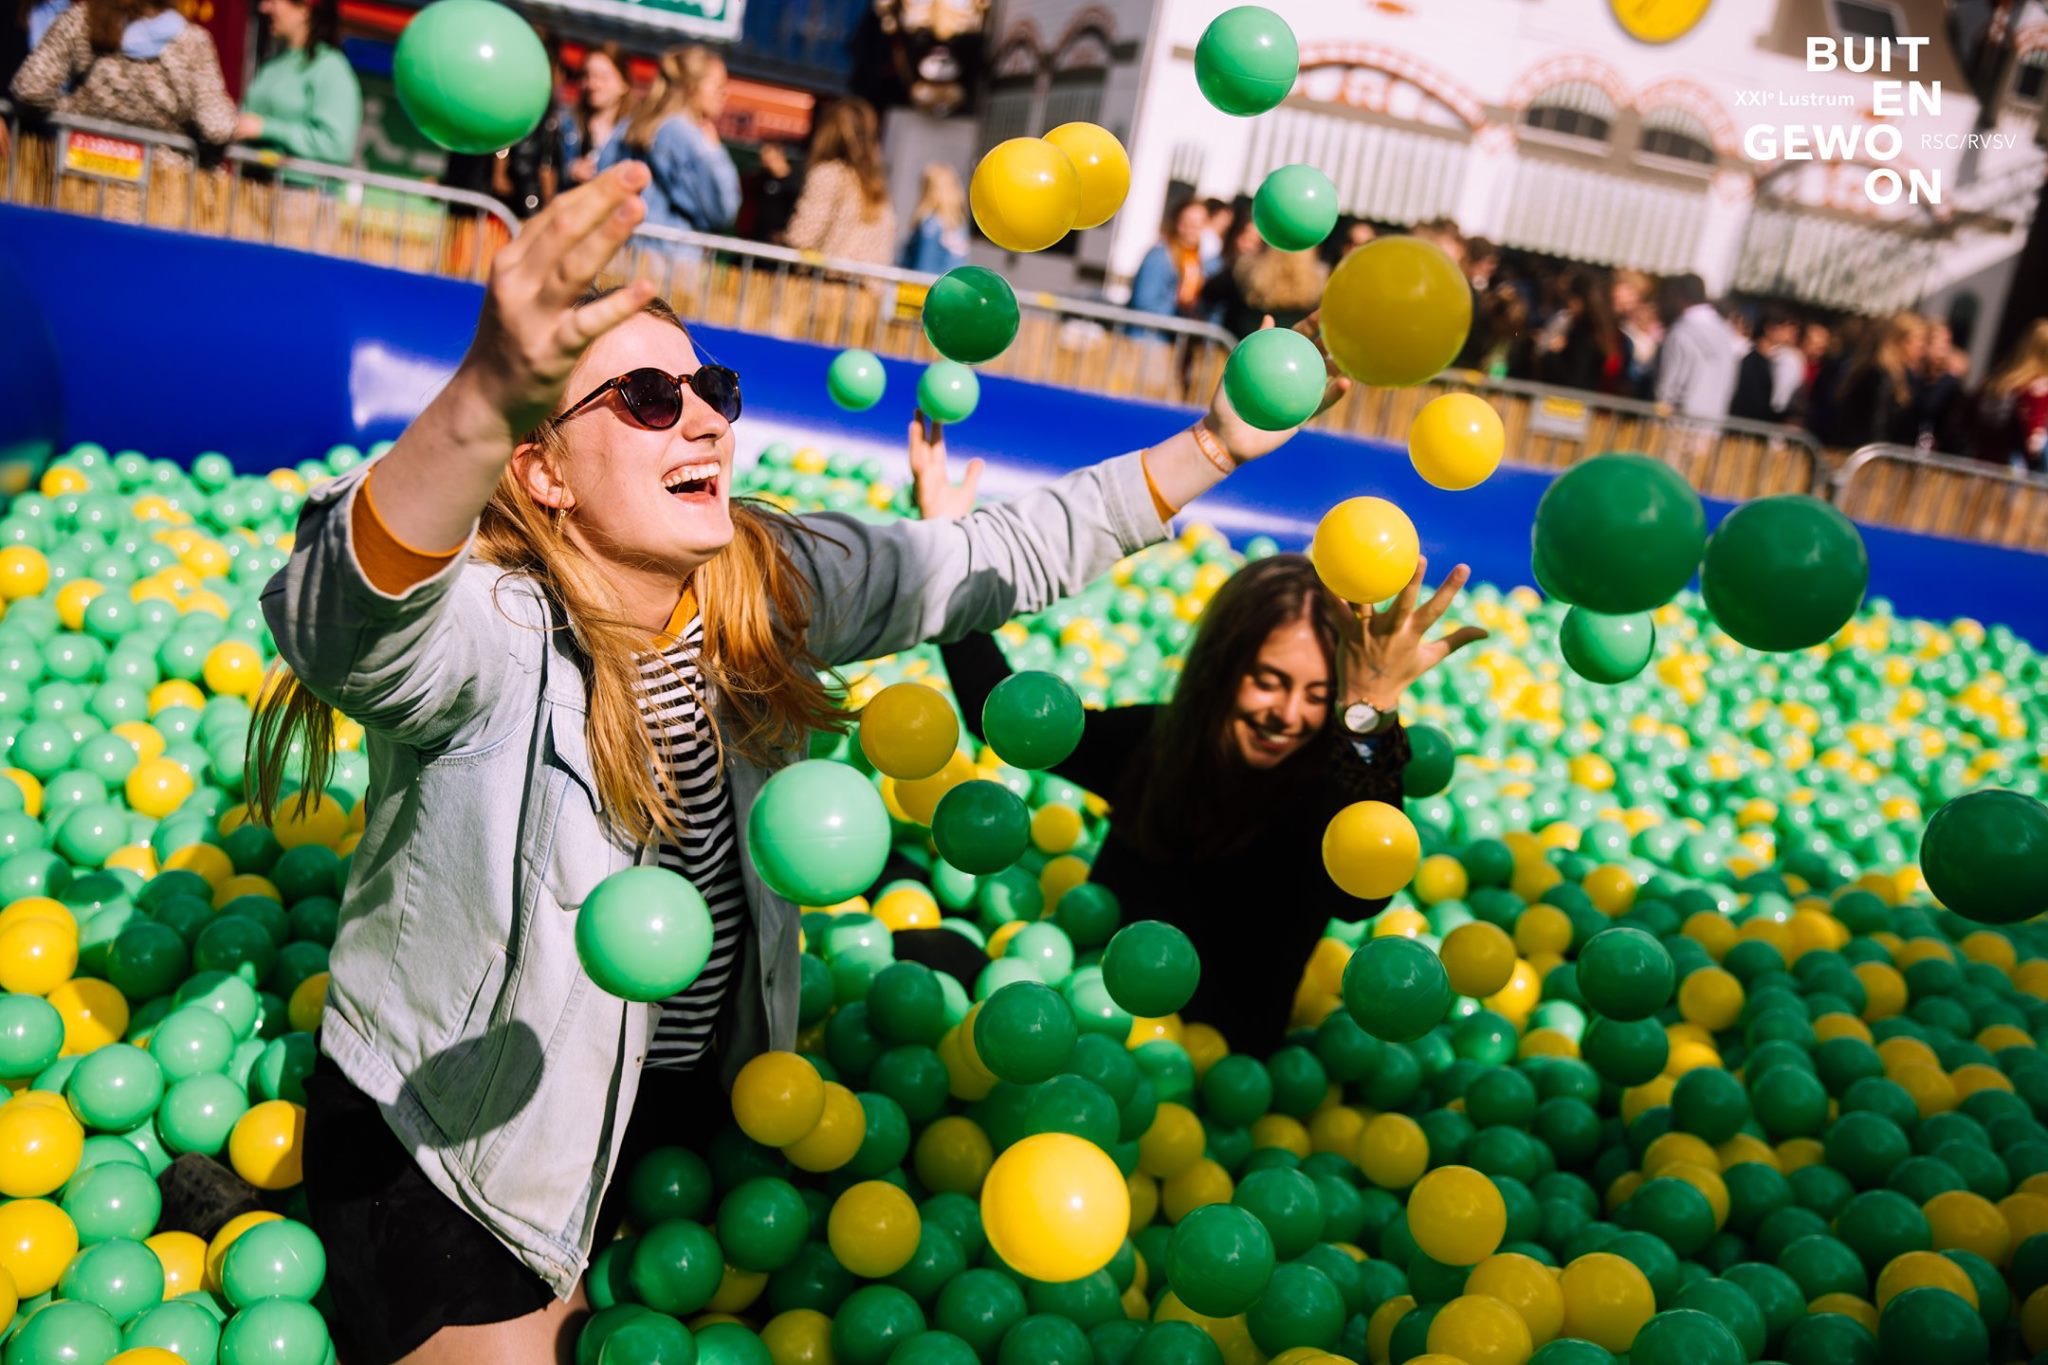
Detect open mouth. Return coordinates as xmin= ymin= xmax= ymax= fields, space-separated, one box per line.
xmin=1245 ymin=724 xmax=1297 ymax=755
xmin=662 ymin=462 xmax=721 ymax=502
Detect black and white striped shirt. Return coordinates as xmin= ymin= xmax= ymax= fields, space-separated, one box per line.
xmin=638 ymin=611 xmax=747 ymax=1071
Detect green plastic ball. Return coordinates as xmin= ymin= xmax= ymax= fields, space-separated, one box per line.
xmin=1222 ymin=328 xmax=1328 ymax=432
xmin=1701 ymin=496 xmax=1869 ymax=652
xmin=923 ymin=268 xmax=1021 ymax=365
xmin=393 ymin=0 xmax=552 ymax=155
xmin=1193 ymin=5 xmax=1299 ymax=116
xmin=574 ymin=865 xmax=715 ymax=1002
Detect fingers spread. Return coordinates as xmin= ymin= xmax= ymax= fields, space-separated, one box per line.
xmin=1393 ymin=555 xmax=1427 ymax=620
xmin=1437 ymin=625 xmax=1489 ymax=656
xmin=530 ymin=164 xmax=649 ymax=298
xmin=1414 ymin=563 xmax=1471 ymax=632
xmin=551 ymin=197 xmax=646 ymax=305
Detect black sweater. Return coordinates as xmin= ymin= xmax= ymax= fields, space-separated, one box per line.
xmin=940 ymin=632 xmax=1410 ymax=1054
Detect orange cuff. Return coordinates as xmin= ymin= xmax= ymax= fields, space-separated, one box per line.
xmin=352 ymin=468 xmax=462 ymax=596
xmin=1141 ymin=450 xmax=1177 ymax=523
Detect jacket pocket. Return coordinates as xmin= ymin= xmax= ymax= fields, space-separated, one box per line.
xmin=417 ymin=943 xmax=510 ymax=1133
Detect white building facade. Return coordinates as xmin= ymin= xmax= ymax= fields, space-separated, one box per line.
xmin=966 ymin=0 xmax=2048 ymax=372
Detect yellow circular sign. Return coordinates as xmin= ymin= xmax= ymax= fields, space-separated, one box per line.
xmin=1610 ymin=0 xmax=1712 ymax=43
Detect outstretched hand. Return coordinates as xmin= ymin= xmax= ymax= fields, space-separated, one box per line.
xmin=465 ymin=161 xmax=656 ymax=437
xmin=908 ymin=412 xmax=983 ymax=520
xmin=1344 ymin=556 xmax=1488 ymax=709
xmin=1204 ymin=311 xmax=1352 ymax=465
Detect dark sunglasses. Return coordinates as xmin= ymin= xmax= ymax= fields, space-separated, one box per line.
xmin=557 ymin=365 xmax=743 ymax=429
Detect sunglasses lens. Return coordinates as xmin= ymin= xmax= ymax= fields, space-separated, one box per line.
xmin=619 ymin=369 xmax=683 ymax=428
xmin=691 ymin=367 xmax=743 ymax=422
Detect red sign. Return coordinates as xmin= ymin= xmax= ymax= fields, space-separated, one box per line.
xmin=64 ymin=132 xmax=146 ymax=180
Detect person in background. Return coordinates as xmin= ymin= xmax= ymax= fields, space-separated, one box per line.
xmin=601 ymin=43 xmax=738 ymax=233
xmin=1475 ymin=283 xmax=1532 ymax=381
xmin=11 ymin=0 xmax=237 ymax=147
xmin=1764 ymin=310 xmax=1807 ymax=420
xmin=1197 ymin=195 xmax=1232 ymax=272
xmin=233 ymin=0 xmax=360 ymax=163
xmin=782 ymin=95 xmax=895 ymax=264
xmin=1653 ymin=273 xmax=1739 ymax=420
xmin=1199 ymin=217 xmax=1267 ymax=337
xmin=1915 ymin=320 xmax=1972 ymax=453
xmin=1973 ymin=319 xmax=2048 ymax=473
xmin=899 ymin=161 xmax=969 ymax=274
xmin=1413 ymin=215 xmax=1467 ymax=272
xmin=1802 ymin=319 xmax=1847 ymax=440
xmin=1535 ymin=268 xmax=1623 ymax=395
xmin=1238 ymin=240 xmax=1329 ymax=334
xmin=1612 ymin=270 xmax=1661 ymax=399
xmin=1451 ymin=238 xmax=1499 ymax=370
xmin=560 ymin=41 xmax=630 ymax=188
xmin=1833 ymin=312 xmax=1928 ymax=449
xmin=741 ymin=141 xmax=798 ymax=243
xmin=1130 ymin=198 xmax=1209 ymax=321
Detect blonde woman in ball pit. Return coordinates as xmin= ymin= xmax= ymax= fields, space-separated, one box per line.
xmin=246 ymin=159 xmax=1351 ymax=1365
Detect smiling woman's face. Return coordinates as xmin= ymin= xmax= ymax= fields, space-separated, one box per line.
xmin=525 ymin=314 xmax=736 ymax=578
xmin=1229 ymin=614 xmax=1333 ymax=769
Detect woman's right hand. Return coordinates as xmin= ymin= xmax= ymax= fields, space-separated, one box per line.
xmin=462 ymin=161 xmax=656 ymax=438
xmin=908 ymin=413 xmax=982 ymax=520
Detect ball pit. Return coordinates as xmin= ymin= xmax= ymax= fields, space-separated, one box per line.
xmin=0 ymin=434 xmax=2035 ymax=1365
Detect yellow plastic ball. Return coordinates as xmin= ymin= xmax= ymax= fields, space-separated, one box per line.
xmin=212 ymin=874 xmax=280 ymax=909
xmin=969 ymin=137 xmax=1080 ymax=253
xmin=1182 ymin=1023 xmax=1229 ymax=1082
xmin=2025 ymin=1287 xmax=2048 ymax=1356
xmin=1320 ymin=235 xmax=1473 ymax=388
xmin=1428 ymin=1293 xmax=1534 ymax=1365
xmin=896 ymin=751 xmax=976 ymax=826
xmin=1412 ymin=854 xmax=1469 ymax=907
xmin=0 ymin=917 xmax=77 ymax=997
xmin=1031 ymin=803 xmax=1084 ymax=855
xmin=47 ymin=978 xmax=128 ymax=1056
xmin=1467 ymin=1253 xmax=1565 ymax=1346
xmin=0 ymin=1199 xmax=77 ymax=1296
xmin=53 ymin=581 xmax=104 ymax=631
xmin=1677 ymin=968 xmax=1744 ymax=1032
xmin=0 ymin=1100 xmax=81 ymax=1199
xmin=269 ymin=794 xmax=349 ymax=851
xmin=707 ymin=1263 xmax=767 ymax=1314
xmin=202 ymin=641 xmax=265 ymax=699
xmin=1855 ymin=962 xmax=1908 ymax=1021
xmin=761 ymin=1309 xmax=835 ymax=1365
xmin=1874 ymin=1250 xmax=1978 ymax=1310
xmin=1128 ymin=1171 xmax=1160 ymax=1233
xmin=1514 ymin=905 xmax=1572 ymax=958
xmin=1161 ymin=1157 xmax=1235 ymax=1223
xmin=871 ymin=885 xmax=939 ymax=932
xmin=0 ymin=899 xmax=70 ymax=940
xmin=1311 ymin=498 xmax=1420 ymax=605
xmin=913 ymin=1116 xmax=993 ymax=1196
xmin=1558 ymin=1253 xmax=1655 ymax=1354
xmin=1408 ymin=1166 xmax=1507 ymax=1266
xmin=148 ymin=679 xmax=208 ymax=716
xmin=783 ymin=1083 xmax=865 ymax=1173
xmin=2001 ymin=1193 xmax=2048 ymax=1252
xmin=980 ymin=1132 xmax=1129 ymax=1282
xmin=1309 ymin=1105 xmax=1366 ymax=1157
xmin=1809 ymin=1293 xmax=1879 ymax=1333
xmin=1322 ymin=801 xmax=1421 ymax=900
xmin=284 ymin=972 xmax=328 ymax=1035
xmin=163 ymin=841 xmax=232 ymax=888
xmin=1441 ymin=923 xmax=1517 ymax=998
xmin=732 ymin=1051 xmax=828 ymax=1148
xmin=858 ymin=683 xmax=960 ymax=781
xmin=123 ymin=758 xmax=195 ymax=821
xmin=1042 ymin=121 xmax=1130 ymax=230
xmin=146 ymin=1229 xmax=207 ymax=1299
xmin=1355 ymin=1113 xmax=1429 ymax=1191
xmin=228 ymin=1100 xmax=306 ymax=1190
xmin=827 ymin=1180 xmax=921 ymax=1278
xmin=1139 ymin=1104 xmax=1206 ymax=1181
xmin=1581 ymin=865 xmax=1637 ymax=917
xmin=1408 ymin=394 xmax=1505 ymax=491
xmin=0 ymin=548 xmax=49 ymax=601
xmin=1369 ymin=1296 xmax=1419 ymax=1363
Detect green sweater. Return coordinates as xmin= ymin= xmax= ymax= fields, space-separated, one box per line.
xmin=243 ymin=45 xmax=362 ymax=164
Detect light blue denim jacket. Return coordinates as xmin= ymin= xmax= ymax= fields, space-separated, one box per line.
xmin=260 ymin=452 xmax=1167 ymax=1295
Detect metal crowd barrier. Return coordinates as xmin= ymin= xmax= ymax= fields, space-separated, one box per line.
xmin=611 ymin=224 xmax=1240 ymax=407
xmin=1317 ymin=370 xmax=1829 ymax=503
xmin=1832 ymin=444 xmax=2048 ymax=553
xmin=1 ymin=104 xmax=515 ymax=281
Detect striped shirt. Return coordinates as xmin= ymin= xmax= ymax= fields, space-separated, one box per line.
xmin=638 ymin=610 xmax=748 ymax=1071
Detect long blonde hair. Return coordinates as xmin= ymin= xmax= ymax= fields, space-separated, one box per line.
xmin=911 ymin=163 xmax=965 ymax=231
xmin=1990 ymin=319 xmax=2048 ymax=397
xmin=1848 ymin=311 xmax=1928 ymax=405
xmin=623 ymin=45 xmax=721 ymax=154
xmin=249 ymin=297 xmax=849 ymax=844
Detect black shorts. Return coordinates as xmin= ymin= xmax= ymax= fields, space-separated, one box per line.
xmin=302 ymin=1054 xmax=721 ymax=1365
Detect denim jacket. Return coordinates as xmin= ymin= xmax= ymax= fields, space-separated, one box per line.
xmin=260 ymin=451 xmax=1167 ymax=1295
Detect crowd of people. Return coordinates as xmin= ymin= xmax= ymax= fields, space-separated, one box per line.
xmin=1133 ymin=200 xmax=2048 ymax=469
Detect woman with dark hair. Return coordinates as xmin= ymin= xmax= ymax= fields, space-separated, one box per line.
xmin=10 ymin=0 xmax=236 ymax=146
xmin=233 ymin=0 xmax=361 ymax=163
xmin=1537 ymin=268 xmax=1624 ymax=395
xmin=783 ymin=95 xmax=895 ymax=263
xmin=561 ymin=42 xmax=631 ymax=187
xmin=914 ymin=447 xmax=1484 ymax=1053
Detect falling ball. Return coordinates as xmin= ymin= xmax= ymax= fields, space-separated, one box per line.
xmin=1558 ymin=607 xmax=1656 ymax=684
xmin=1042 ymin=122 xmax=1130 ymax=230
xmin=1408 ymin=393 xmax=1505 ymax=490
xmin=1319 ymin=236 xmax=1473 ymax=388
xmin=1700 ymin=495 xmax=1869 ymax=652
xmin=393 ymin=0 xmax=551 ymax=155
xmin=1223 ymin=327 xmax=1328 ymax=432
xmin=1311 ymin=497 xmax=1419 ymax=605
xmin=826 ymin=350 xmax=887 ymax=411
xmin=969 ymin=138 xmax=1080 ymax=253
xmin=918 ymin=362 xmax=982 ymax=424
xmin=745 ymin=760 xmax=890 ymax=906
xmin=1252 ymin=164 xmax=1339 ymax=252
xmin=1194 ymin=6 xmax=1300 ymax=116
xmin=1919 ymin=789 xmax=2048 ymax=924
xmin=574 ymin=866 xmax=714 ymax=1002
xmin=922 ymin=268 xmax=1020 ymax=366
xmin=1530 ymin=453 xmax=1705 ymax=614
xmin=1322 ymin=800 xmax=1421 ymax=899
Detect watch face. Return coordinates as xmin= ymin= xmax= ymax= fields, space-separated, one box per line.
xmin=1345 ymin=702 xmax=1378 ymax=733
xmin=1609 ymin=0 xmax=1711 ymax=43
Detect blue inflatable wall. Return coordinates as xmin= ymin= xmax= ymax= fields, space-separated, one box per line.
xmin=3 ymin=204 xmax=2044 ymax=644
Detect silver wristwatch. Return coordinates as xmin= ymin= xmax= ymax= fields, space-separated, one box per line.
xmin=1342 ymin=700 xmax=1388 ymax=736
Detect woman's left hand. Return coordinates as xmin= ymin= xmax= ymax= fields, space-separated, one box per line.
xmin=233 ymin=112 xmax=263 ymax=142
xmin=1344 ymin=556 xmax=1488 ymax=709
xmin=1206 ymin=311 xmax=1351 ymax=464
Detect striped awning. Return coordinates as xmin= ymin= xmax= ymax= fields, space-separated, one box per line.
xmin=1497 ymin=157 xmax=1705 ymax=273
xmin=1242 ymin=107 xmax=1467 ymax=225
xmin=1527 ymin=80 xmax=1618 ymax=121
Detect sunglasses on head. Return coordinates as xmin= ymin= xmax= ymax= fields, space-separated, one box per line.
xmin=556 ymin=365 xmax=743 ymax=429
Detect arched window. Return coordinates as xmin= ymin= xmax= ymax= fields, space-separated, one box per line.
xmin=2015 ymin=49 xmax=2047 ymax=105
xmin=1522 ymin=80 xmax=1615 ymax=142
xmin=1639 ymin=106 xmax=1716 ymax=165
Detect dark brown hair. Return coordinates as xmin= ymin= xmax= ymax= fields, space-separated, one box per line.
xmin=87 ymin=0 xmax=168 ymax=53
xmin=1119 ymin=554 xmax=1358 ymax=860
